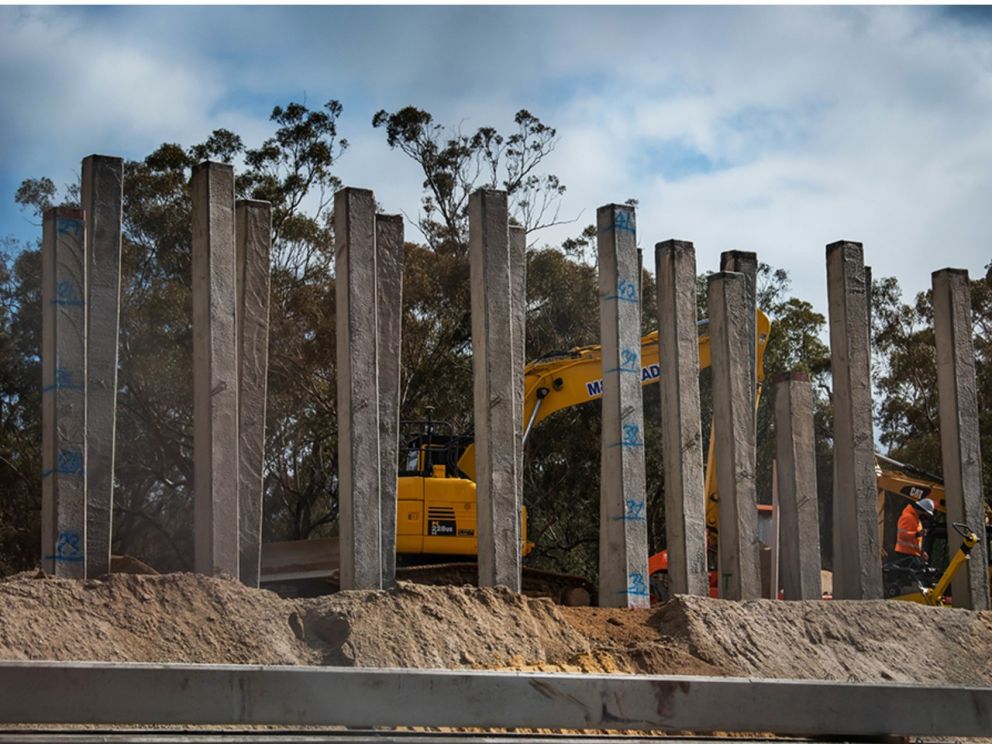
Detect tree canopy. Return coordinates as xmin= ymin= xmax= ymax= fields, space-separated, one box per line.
xmin=372 ymin=107 xmax=566 ymax=252
xmin=872 ymin=268 xmax=992 ymax=489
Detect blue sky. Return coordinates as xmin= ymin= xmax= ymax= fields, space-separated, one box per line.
xmin=2 ymin=5 xmax=991 ymax=314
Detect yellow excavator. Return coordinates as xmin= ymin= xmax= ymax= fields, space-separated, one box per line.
xmin=393 ymin=312 xmax=771 ymax=597
xmin=883 ymin=521 xmax=981 ymax=605
xmin=876 ymin=453 xmax=991 ymax=605
xmin=261 ymin=312 xmax=770 ymax=601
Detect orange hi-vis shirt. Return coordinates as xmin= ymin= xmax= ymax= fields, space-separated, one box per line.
xmin=895 ymin=503 xmax=923 ymax=556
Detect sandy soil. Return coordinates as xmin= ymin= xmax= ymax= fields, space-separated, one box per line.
xmin=2 ymin=571 xmax=991 ymax=686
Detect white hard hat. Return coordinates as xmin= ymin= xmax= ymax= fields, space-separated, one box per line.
xmin=915 ymin=498 xmax=935 ymax=516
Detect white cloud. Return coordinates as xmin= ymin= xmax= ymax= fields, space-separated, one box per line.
xmin=2 ymin=4 xmax=990 ymax=313
xmin=2 ymin=10 xmax=208 ymax=162
xmin=524 ymin=6 xmax=992 ymax=310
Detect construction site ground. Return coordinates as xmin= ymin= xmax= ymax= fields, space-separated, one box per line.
xmin=2 ymin=570 xmax=992 ymax=687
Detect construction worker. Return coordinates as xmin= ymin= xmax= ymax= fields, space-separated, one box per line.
xmin=894 ymin=497 xmax=936 ymax=568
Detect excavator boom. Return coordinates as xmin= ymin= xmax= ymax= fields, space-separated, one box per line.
xmin=457 ymin=311 xmax=773 ymax=537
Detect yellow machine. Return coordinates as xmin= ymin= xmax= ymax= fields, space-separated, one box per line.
xmin=394 ymin=312 xmax=772 ymax=563
xmin=886 ymin=522 xmax=980 ymax=605
xmin=874 ymin=454 xmax=992 ymax=541
xmin=876 ymin=454 xmax=991 ymax=605
xmin=876 ymin=453 xmax=949 ymax=532
xmin=395 ymin=418 xmax=531 ymax=557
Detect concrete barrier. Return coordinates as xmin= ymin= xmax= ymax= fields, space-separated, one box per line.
xmin=0 ymin=662 xmax=989 ymax=736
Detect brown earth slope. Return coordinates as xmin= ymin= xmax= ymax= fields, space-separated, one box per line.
xmin=0 ymin=573 xmax=584 ymax=668
xmin=561 ymin=595 xmax=992 ymax=684
xmin=2 ymin=572 xmax=991 ymax=685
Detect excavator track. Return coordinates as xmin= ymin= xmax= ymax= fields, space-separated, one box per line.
xmin=259 ymin=540 xmax=595 ymax=604
xmin=396 ymin=563 xmax=597 ymax=606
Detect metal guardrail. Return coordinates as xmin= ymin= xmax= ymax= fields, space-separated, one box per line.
xmin=1 ymin=662 xmax=989 ymax=737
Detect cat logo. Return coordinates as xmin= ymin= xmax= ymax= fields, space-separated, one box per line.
xmin=902 ymin=485 xmax=930 ymax=500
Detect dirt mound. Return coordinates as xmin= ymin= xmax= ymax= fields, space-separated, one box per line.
xmin=557 ymin=604 xmax=728 ymax=676
xmin=295 ymin=581 xmax=588 ymax=668
xmin=0 ymin=573 xmax=588 ymax=669
xmin=0 ymin=572 xmax=312 ymax=664
xmin=110 ymin=554 xmax=159 ymax=575
xmin=652 ymin=595 xmax=992 ymax=685
xmin=2 ymin=572 xmax=991 ymax=685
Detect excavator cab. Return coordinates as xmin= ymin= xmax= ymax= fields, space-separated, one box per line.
xmin=396 ymin=418 xmax=479 ymax=558
xmin=395 ymin=416 xmax=532 ymax=560
xmin=399 ymin=419 xmax=472 ymax=480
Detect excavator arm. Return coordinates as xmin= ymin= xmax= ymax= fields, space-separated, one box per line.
xmin=457 ymin=310 xmax=773 ymax=535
